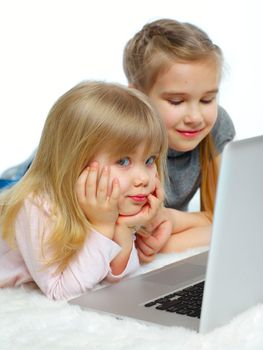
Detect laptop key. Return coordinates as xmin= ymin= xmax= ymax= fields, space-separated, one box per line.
xmin=144 ymin=281 xmax=205 ymax=319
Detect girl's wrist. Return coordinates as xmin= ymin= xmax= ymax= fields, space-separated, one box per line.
xmin=92 ymin=223 xmax=116 ymax=239
xmin=113 ymin=225 xmax=133 ymax=248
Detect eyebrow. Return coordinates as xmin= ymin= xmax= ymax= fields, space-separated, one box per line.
xmin=162 ymin=89 xmax=219 ymax=97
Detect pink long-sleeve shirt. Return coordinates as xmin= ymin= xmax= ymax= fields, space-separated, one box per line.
xmin=0 ymin=197 xmax=139 ymax=300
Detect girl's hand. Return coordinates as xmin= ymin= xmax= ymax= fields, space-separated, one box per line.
xmin=136 ymin=219 xmax=172 ymax=263
xmin=76 ymin=162 xmax=120 ymax=238
xmin=117 ymin=178 xmax=164 ymax=231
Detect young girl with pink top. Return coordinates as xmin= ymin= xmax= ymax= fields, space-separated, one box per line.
xmin=0 ymin=81 xmax=169 ymax=300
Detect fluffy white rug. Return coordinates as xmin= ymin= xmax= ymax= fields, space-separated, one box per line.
xmin=1 ymin=247 xmax=263 ymax=350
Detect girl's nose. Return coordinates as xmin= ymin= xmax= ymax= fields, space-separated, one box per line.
xmin=184 ymin=105 xmax=203 ymax=125
xmin=133 ymin=167 xmax=150 ymax=187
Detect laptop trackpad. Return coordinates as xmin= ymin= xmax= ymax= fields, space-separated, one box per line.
xmin=143 ymin=263 xmax=205 ymax=286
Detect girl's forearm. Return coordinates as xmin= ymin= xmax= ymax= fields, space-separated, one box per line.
xmin=110 ymin=225 xmax=133 ymax=275
xmin=160 ymin=225 xmax=211 ymax=253
xmin=110 ymin=245 xmax=133 ymax=275
xmin=166 ymin=208 xmax=211 ymax=234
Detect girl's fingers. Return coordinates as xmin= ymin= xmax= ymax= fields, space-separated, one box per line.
xmin=118 ymin=201 xmax=157 ymax=227
xmin=137 ymin=226 xmax=152 ymax=237
xmin=147 ymin=180 xmax=164 ymax=211
xmin=136 ymin=236 xmax=155 ymax=255
xmin=137 ymin=249 xmax=156 ymax=263
xmin=75 ymin=166 xmax=89 ymax=203
xmin=147 ymin=194 xmax=158 ymax=208
xmin=147 ymin=194 xmax=161 ymax=219
xmin=117 ymin=211 xmax=144 ymax=227
xmin=109 ymin=178 xmax=121 ymax=203
xmin=154 ymin=178 xmax=164 ymax=202
xmin=96 ymin=166 xmax=110 ymax=203
xmin=85 ymin=162 xmax=99 ymax=200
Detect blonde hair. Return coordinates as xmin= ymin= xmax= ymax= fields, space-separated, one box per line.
xmin=123 ymin=18 xmax=222 ymax=217
xmin=0 ymin=81 xmax=168 ymax=271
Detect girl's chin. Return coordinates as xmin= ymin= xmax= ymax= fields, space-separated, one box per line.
xmin=119 ymin=208 xmax=143 ymax=217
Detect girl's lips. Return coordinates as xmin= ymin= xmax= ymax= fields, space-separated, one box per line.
xmin=128 ymin=195 xmax=148 ymax=203
xmin=176 ymin=128 xmax=204 ymax=138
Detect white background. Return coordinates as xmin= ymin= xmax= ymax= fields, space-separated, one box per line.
xmin=0 ymin=0 xmax=263 ymax=174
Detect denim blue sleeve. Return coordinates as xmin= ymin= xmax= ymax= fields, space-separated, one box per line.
xmin=0 ymin=150 xmax=36 ymax=182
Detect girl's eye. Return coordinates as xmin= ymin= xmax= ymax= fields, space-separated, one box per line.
xmin=116 ymin=157 xmax=130 ymax=167
xmin=201 ymin=97 xmax=215 ymax=104
xmin=145 ymin=156 xmax=156 ymax=167
xmin=168 ymin=99 xmax=183 ymax=106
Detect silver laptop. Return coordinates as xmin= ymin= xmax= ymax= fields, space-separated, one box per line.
xmin=69 ymin=135 xmax=263 ymax=333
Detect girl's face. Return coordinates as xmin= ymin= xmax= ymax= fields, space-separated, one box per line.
xmin=90 ymin=144 xmax=158 ymax=216
xmin=148 ymin=59 xmax=220 ymax=152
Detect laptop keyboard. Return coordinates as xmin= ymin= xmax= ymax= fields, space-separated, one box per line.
xmin=144 ymin=281 xmax=204 ymax=319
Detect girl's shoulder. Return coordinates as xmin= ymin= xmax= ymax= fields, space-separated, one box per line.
xmin=212 ymin=106 xmax=236 ymax=154
xmin=25 ymin=194 xmax=53 ymax=217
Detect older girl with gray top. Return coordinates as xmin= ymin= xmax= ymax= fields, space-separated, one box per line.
xmin=120 ymin=18 xmax=235 ymax=259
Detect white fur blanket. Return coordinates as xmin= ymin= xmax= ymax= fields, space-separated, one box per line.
xmin=1 ymin=247 xmax=263 ymax=350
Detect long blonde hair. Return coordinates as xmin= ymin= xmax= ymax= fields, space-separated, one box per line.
xmin=123 ymin=18 xmax=222 ymax=217
xmin=0 ymin=81 xmax=168 ymax=271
